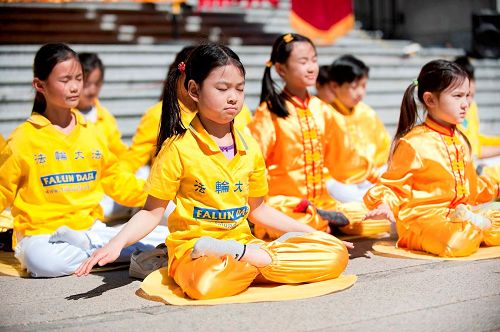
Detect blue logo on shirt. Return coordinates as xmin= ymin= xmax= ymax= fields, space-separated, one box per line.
xmin=193 ymin=206 xmax=249 ymax=221
xmin=40 ymin=171 xmax=97 ymax=187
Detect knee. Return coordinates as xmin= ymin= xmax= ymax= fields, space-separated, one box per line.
xmin=324 ymin=237 xmax=349 ymax=278
xmin=22 ymin=241 xmax=80 ymax=278
xmin=422 ymin=227 xmax=482 ymax=258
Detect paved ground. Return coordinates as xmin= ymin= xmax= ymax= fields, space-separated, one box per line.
xmin=1 ymin=234 xmax=499 ymax=332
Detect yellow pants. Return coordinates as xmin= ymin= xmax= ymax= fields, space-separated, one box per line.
xmin=254 ymin=195 xmax=390 ymax=240
xmin=397 ymin=209 xmax=500 ymax=257
xmin=171 ymin=231 xmax=348 ymax=300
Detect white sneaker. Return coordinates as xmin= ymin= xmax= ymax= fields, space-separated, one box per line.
xmin=129 ymin=244 xmax=168 ymax=280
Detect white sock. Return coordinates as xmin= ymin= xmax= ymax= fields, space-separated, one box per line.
xmin=190 ymin=236 xmax=245 ymax=260
xmin=275 ymin=232 xmax=306 ymax=242
xmin=453 ymin=205 xmax=492 ymax=230
xmin=49 ymin=226 xmax=91 ymax=250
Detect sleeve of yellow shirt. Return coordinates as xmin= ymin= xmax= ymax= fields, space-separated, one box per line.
xmin=247 ymin=102 xmax=277 ymax=162
xmin=144 ymin=138 xmax=182 ymax=201
xmin=323 ymin=108 xmax=376 ymax=184
xmin=0 ymin=143 xmax=21 ymax=211
xmin=364 ymin=139 xmax=422 ymax=215
xmin=245 ymin=134 xmax=269 ymax=198
xmin=119 ymin=102 xmax=162 ymax=173
xmin=100 ymin=143 xmax=147 ymax=207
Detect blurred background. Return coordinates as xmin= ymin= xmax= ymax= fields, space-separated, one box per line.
xmin=1 ymin=0 xmax=499 ymax=142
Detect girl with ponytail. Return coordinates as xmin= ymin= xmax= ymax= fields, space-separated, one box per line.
xmin=249 ymin=33 xmax=390 ymax=240
xmin=76 ymin=43 xmax=352 ymax=300
xmin=364 ymin=59 xmax=500 ymax=257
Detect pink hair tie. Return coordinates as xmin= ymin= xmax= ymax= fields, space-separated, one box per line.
xmin=178 ymin=62 xmax=186 ymax=73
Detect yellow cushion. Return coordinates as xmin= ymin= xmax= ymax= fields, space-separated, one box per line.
xmin=372 ymin=241 xmax=500 ymax=260
xmin=139 ymin=267 xmax=356 ymax=305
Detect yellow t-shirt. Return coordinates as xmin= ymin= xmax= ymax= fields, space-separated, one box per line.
xmin=145 ymin=115 xmax=268 ymax=271
xmin=0 ymin=110 xmax=146 ymax=237
xmin=120 ymin=101 xmax=253 ymax=173
xmin=459 ymin=101 xmax=500 ymax=158
xmin=79 ymin=99 xmax=128 ymax=158
xmin=331 ymin=100 xmax=391 ymax=168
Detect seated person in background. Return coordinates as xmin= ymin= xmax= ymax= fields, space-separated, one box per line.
xmin=77 ymin=52 xmax=133 ymax=221
xmin=454 ymin=56 xmax=500 ymax=183
xmin=321 ymin=55 xmax=391 ymax=203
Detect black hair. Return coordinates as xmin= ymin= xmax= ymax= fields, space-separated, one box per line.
xmin=393 ymin=59 xmax=469 ymax=153
xmin=156 ymin=43 xmax=245 ymax=155
xmin=316 ymin=65 xmax=330 ymax=86
xmin=78 ymin=52 xmax=104 ymax=81
xmin=453 ymin=55 xmax=475 ymax=80
xmin=260 ymin=33 xmax=316 ymax=118
xmin=32 ymin=43 xmax=79 ymax=114
xmin=159 ymin=45 xmax=196 ymax=101
xmin=328 ymin=54 xmax=369 ymax=85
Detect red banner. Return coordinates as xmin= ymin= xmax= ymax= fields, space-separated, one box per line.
xmin=290 ymin=0 xmax=354 ymax=45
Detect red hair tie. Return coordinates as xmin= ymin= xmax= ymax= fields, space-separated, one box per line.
xmin=178 ymin=62 xmax=186 ymax=73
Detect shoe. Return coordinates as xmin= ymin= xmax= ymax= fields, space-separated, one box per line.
xmin=316 ymin=209 xmax=350 ymax=227
xmin=129 ymin=243 xmax=168 ymax=280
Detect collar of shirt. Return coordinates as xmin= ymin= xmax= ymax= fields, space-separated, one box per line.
xmin=188 ymin=115 xmax=248 ymax=154
xmin=331 ymin=99 xmax=354 ymax=115
xmin=283 ymin=89 xmax=310 ymax=109
xmin=28 ymin=108 xmax=88 ymax=128
xmin=424 ymin=115 xmax=455 ymax=137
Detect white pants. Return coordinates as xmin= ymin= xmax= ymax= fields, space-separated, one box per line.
xmin=326 ymin=178 xmax=373 ymax=203
xmin=15 ymin=221 xmax=169 ymax=278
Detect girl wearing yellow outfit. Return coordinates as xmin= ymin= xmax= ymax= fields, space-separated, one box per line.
xmin=0 ymin=44 xmax=167 ymax=277
xmin=365 ymin=60 xmax=500 ymax=257
xmin=454 ymin=56 xmax=500 ymax=183
xmin=322 ymin=55 xmax=391 ymax=203
xmin=249 ymin=33 xmax=390 ymax=239
xmin=76 ymin=43 xmax=351 ymax=300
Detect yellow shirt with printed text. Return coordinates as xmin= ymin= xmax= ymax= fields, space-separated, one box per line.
xmin=145 ymin=115 xmax=268 ymax=273
xmin=120 ymin=101 xmax=253 ymax=173
xmin=0 ymin=110 xmax=146 ymax=237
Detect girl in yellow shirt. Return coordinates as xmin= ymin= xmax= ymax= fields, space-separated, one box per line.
xmin=76 ymin=43 xmax=351 ymax=300
xmin=0 ymin=44 xmax=168 ymax=277
xmin=249 ymin=33 xmax=390 ymax=239
xmin=365 ymin=60 xmax=499 ymax=257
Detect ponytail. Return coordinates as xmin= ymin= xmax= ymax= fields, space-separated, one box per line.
xmin=156 ymin=63 xmax=186 ymax=156
xmin=32 ymin=92 xmax=47 ymax=114
xmin=393 ymin=82 xmax=419 ymax=146
xmin=260 ymin=65 xmax=289 ymax=117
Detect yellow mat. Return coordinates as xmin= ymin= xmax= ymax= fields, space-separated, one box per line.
xmin=0 ymin=251 xmax=128 ymax=277
xmin=138 ymin=267 xmax=357 ymax=305
xmin=372 ymin=241 xmax=500 ymax=261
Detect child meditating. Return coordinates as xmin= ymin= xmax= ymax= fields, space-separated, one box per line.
xmin=364 ymin=59 xmax=499 ymax=257
xmin=0 ymin=43 xmax=167 ymax=277
xmin=249 ymin=33 xmax=390 ymax=239
xmin=76 ymin=43 xmax=351 ymax=300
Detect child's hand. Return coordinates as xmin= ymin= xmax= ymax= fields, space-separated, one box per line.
xmin=364 ymin=203 xmax=396 ymax=223
xmin=74 ymin=241 xmax=122 ymax=277
xmin=342 ymin=241 xmax=354 ymax=249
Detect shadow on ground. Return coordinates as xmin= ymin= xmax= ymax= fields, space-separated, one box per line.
xmin=66 ymin=270 xmax=136 ymax=300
